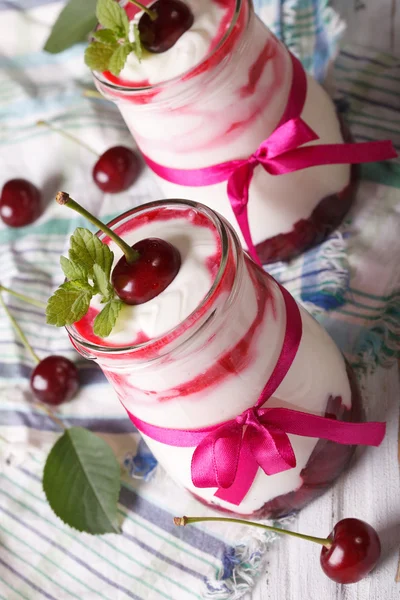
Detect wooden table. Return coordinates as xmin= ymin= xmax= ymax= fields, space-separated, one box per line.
xmin=253 ymin=3 xmax=400 ymax=598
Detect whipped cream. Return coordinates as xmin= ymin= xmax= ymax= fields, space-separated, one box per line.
xmin=119 ymin=0 xmax=227 ymax=85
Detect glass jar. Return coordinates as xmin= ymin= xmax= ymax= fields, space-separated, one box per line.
xmin=68 ymin=199 xmax=363 ymax=519
xmin=93 ymin=0 xmax=355 ymax=264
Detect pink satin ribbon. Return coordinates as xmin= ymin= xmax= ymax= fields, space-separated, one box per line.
xmin=143 ymin=53 xmax=397 ymax=264
xmin=124 ymin=277 xmax=386 ymax=506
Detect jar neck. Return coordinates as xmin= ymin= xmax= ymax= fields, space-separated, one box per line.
xmin=68 ymin=201 xmax=245 ymax=367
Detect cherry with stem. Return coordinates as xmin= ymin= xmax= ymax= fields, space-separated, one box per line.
xmin=56 ymin=191 xmax=181 ymax=306
xmin=37 ymin=120 xmax=140 ymax=194
xmin=174 ymin=515 xmax=381 ymax=584
xmin=0 ymin=287 xmax=79 ymax=406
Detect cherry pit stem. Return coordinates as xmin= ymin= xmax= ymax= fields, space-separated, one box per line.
xmin=127 ymin=0 xmax=157 ymax=20
xmin=174 ymin=516 xmax=332 ymax=549
xmin=37 ymin=120 xmax=98 ymax=158
xmin=56 ymin=192 xmax=139 ymax=264
xmin=0 ymin=284 xmax=46 ymax=309
xmin=0 ymin=292 xmax=40 ymax=365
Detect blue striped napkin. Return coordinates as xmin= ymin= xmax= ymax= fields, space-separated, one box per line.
xmin=1 ymin=1 xmax=399 ymax=599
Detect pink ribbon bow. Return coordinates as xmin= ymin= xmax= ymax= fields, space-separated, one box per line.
xmin=142 ymin=52 xmax=397 ymax=264
xmin=124 ymin=278 xmax=386 ymax=506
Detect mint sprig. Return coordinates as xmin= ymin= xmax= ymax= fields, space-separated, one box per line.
xmin=84 ymin=0 xmax=148 ymax=76
xmin=47 ymin=227 xmax=123 ymax=337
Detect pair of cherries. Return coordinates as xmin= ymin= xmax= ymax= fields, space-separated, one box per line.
xmin=0 ymin=138 xmax=140 ymax=228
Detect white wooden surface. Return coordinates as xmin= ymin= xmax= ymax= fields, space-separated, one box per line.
xmin=253 ymin=3 xmax=400 ymax=598
xmin=252 ymin=365 xmax=400 ymax=600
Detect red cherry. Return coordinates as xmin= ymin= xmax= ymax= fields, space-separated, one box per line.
xmin=30 ymin=355 xmax=79 ymax=405
xmin=92 ymin=146 xmax=140 ymax=193
xmin=320 ymin=518 xmax=381 ymax=584
xmin=139 ymin=0 xmax=194 ymax=53
xmin=0 ymin=179 xmax=41 ymax=227
xmin=111 ymin=238 xmax=181 ymax=305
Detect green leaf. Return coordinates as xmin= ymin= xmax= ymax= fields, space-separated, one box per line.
xmin=133 ymin=24 xmax=142 ymax=61
xmin=92 ymin=28 xmax=118 ymax=45
xmin=46 ymin=281 xmax=93 ymax=326
xmin=108 ymin=43 xmax=132 ymax=76
xmin=60 ymin=256 xmax=88 ymax=281
xmin=93 ymin=299 xmax=123 ymax=337
xmin=84 ymin=42 xmax=117 ymax=72
xmin=92 ymin=264 xmax=113 ymax=301
xmin=44 ymin=0 xmax=97 ymax=54
xmin=43 ymin=427 xmax=121 ymax=534
xmin=69 ymin=228 xmax=114 ymax=278
xmin=96 ymin=0 xmax=129 ymax=35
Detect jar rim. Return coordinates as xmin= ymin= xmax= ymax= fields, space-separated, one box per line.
xmin=92 ymin=0 xmax=244 ymax=94
xmin=66 ymin=198 xmax=236 ymax=356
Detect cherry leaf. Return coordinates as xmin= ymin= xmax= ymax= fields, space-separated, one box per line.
xmin=44 ymin=0 xmax=97 ymax=54
xmin=43 ymin=427 xmax=121 ymax=534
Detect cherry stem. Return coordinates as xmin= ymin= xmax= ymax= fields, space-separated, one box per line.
xmin=56 ymin=192 xmax=140 ymax=264
xmin=174 ymin=516 xmax=332 ymax=549
xmin=33 ymin=402 xmax=66 ymax=431
xmin=83 ymin=89 xmax=105 ymax=100
xmin=0 ymin=284 xmax=46 ymax=309
xmin=36 ymin=120 xmax=99 ymax=158
xmin=0 ymin=292 xmax=40 ymax=365
xmin=126 ymin=0 xmax=157 ymax=20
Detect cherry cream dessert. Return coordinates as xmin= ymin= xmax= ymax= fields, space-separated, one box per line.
xmin=49 ymin=196 xmax=385 ymax=518
xmin=88 ymin=0 xmax=357 ymax=263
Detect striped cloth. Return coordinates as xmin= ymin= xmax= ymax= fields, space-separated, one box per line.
xmin=1 ymin=1 xmax=399 ymax=599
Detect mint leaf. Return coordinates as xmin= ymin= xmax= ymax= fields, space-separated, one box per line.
xmin=85 ymin=42 xmax=117 ymax=72
xmin=69 ymin=228 xmax=114 ymax=278
xmin=43 ymin=427 xmax=121 ymax=534
xmin=92 ymin=264 xmax=113 ymax=301
xmin=96 ymin=0 xmax=129 ymax=35
xmin=93 ymin=299 xmax=123 ymax=337
xmin=92 ymin=28 xmax=118 ymax=45
xmin=108 ymin=44 xmax=132 ymax=76
xmin=46 ymin=281 xmax=93 ymax=326
xmin=133 ymin=24 xmax=142 ymax=61
xmin=44 ymin=0 xmax=97 ymax=54
xmin=60 ymin=256 xmax=88 ymax=281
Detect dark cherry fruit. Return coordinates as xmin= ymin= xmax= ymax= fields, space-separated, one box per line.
xmin=0 ymin=179 xmax=41 ymax=227
xmin=30 ymin=355 xmax=79 ymax=406
xmin=139 ymin=0 xmax=194 ymax=53
xmin=93 ymin=146 xmax=140 ymax=194
xmin=176 ymin=515 xmax=381 ymax=585
xmin=320 ymin=518 xmax=381 ymax=584
xmin=112 ymin=237 xmax=181 ymax=305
